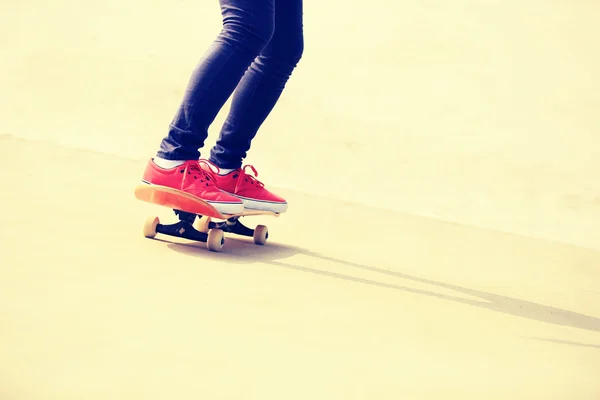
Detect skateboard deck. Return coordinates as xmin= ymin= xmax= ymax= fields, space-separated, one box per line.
xmin=134 ymin=184 xmax=280 ymax=252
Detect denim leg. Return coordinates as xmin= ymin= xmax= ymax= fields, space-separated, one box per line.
xmin=208 ymin=0 xmax=304 ymax=169
xmin=157 ymin=0 xmax=275 ymax=161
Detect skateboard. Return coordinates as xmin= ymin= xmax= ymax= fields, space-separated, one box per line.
xmin=134 ymin=184 xmax=280 ymax=252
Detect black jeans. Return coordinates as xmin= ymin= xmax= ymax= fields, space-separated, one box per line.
xmin=157 ymin=0 xmax=304 ymax=169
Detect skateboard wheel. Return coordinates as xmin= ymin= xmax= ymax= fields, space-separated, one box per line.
xmin=253 ymin=225 xmax=268 ymax=245
xmin=143 ymin=216 xmax=160 ymax=238
xmin=194 ymin=217 xmax=210 ymax=233
xmin=207 ymin=229 xmax=225 ymax=252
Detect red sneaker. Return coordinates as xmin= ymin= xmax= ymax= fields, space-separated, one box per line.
xmin=199 ymin=160 xmax=288 ymax=213
xmin=141 ymin=159 xmax=244 ymax=214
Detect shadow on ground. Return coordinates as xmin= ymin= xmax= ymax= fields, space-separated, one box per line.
xmin=525 ymin=337 xmax=600 ymax=349
xmin=154 ymin=236 xmax=600 ymax=334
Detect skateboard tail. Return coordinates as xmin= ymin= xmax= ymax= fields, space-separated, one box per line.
xmin=134 ymin=184 xmax=224 ymax=219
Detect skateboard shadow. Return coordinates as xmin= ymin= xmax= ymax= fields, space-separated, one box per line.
xmin=157 ymin=236 xmax=300 ymax=262
xmin=275 ymin=249 xmax=600 ymax=334
xmin=524 ymin=337 xmax=600 ymax=349
xmin=160 ymin=238 xmax=600 ymax=334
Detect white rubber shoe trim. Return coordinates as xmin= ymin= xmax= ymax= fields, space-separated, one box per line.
xmin=234 ymin=196 xmax=288 ymax=213
xmin=207 ymin=200 xmax=245 ymax=215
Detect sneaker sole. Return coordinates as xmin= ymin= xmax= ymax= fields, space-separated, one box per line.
xmin=230 ymin=194 xmax=288 ymax=214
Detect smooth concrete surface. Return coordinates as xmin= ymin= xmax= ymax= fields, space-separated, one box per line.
xmin=1 ymin=0 xmax=600 ymax=398
xmin=2 ymin=135 xmax=600 ymax=399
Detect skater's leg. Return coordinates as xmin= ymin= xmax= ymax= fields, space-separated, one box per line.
xmin=208 ymin=0 xmax=304 ymax=169
xmin=156 ymin=0 xmax=276 ymax=162
xmin=140 ymin=0 xmax=279 ymax=215
xmin=197 ymin=0 xmax=303 ymax=214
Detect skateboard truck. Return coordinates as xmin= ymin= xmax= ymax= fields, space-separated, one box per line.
xmin=143 ymin=210 xmax=226 ymax=252
xmin=142 ymin=209 xmax=271 ymax=252
xmin=196 ymin=215 xmax=269 ymax=245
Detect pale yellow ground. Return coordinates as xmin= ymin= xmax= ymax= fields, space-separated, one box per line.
xmin=1 ymin=0 xmax=600 ymax=399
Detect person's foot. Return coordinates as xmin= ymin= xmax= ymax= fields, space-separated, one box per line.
xmin=199 ymin=159 xmax=288 ymax=213
xmin=141 ymin=158 xmax=245 ymax=214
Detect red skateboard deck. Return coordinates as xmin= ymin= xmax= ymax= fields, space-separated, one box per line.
xmin=134 ymin=184 xmax=279 ymax=219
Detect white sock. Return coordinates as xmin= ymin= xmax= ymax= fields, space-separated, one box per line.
xmin=153 ymin=157 xmax=185 ymax=169
xmin=218 ymin=168 xmax=234 ymax=175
